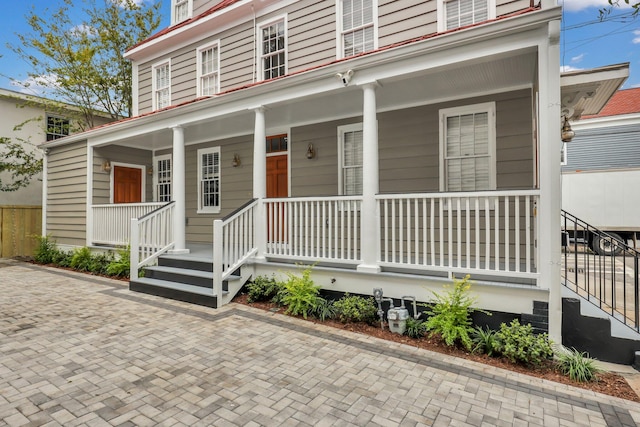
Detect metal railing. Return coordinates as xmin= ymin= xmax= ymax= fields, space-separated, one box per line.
xmin=561 ymin=210 xmax=640 ymax=332
xmin=130 ymin=202 xmax=175 ymax=279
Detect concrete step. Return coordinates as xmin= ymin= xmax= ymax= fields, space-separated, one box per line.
xmin=130 ymin=277 xmax=227 ymax=308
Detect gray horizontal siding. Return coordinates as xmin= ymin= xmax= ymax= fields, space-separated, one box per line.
xmin=378 ymin=0 xmax=436 ymax=47
xmin=47 ymin=141 xmax=87 ymax=246
xmin=497 ymin=0 xmax=532 ymax=17
xmin=288 ymin=0 xmax=336 ymax=72
xmin=219 ymin=22 xmax=254 ymax=91
xmin=93 ymin=146 xmax=153 ymax=205
xmin=562 ymin=123 xmax=640 ymax=172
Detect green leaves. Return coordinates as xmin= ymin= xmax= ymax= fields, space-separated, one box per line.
xmin=495 ymin=319 xmax=553 ymax=366
xmin=280 ymin=266 xmax=321 ymax=319
xmin=333 ymin=294 xmax=377 ymax=324
xmin=556 ymin=347 xmax=601 ymax=382
xmin=0 ymin=136 xmax=43 ymax=192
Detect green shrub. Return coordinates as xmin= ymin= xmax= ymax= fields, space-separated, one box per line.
xmin=70 ymin=247 xmax=94 ymax=272
xmin=404 ymin=317 xmax=427 ymax=339
xmin=51 ymin=249 xmax=72 ymax=267
xmin=424 ymin=275 xmax=485 ymax=351
xmin=556 ymin=347 xmax=601 ymax=382
xmin=281 ymin=266 xmax=320 ymax=319
xmin=106 ymin=246 xmax=130 ymax=278
xmin=471 ymin=326 xmax=500 ymax=356
xmin=246 ymin=275 xmax=280 ymax=303
xmin=312 ymin=298 xmax=338 ymax=321
xmin=33 ymin=235 xmax=57 ymax=264
xmin=334 ymin=294 xmax=377 ymax=324
xmin=496 ymin=319 xmax=553 ymax=366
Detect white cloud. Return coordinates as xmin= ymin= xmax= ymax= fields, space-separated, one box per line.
xmin=10 ymin=74 xmax=60 ymax=96
xmin=560 ymin=65 xmax=582 ymax=73
xmin=571 ymin=53 xmax=585 ymax=63
xmin=69 ymin=24 xmax=97 ymax=37
xmin=110 ymin=0 xmax=147 ymax=7
xmin=560 ymin=0 xmax=634 ymax=12
xmin=634 ymin=29 xmax=640 ymax=44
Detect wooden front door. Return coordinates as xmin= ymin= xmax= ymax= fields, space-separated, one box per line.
xmin=113 ymin=166 xmax=142 ymax=204
xmin=266 ymin=154 xmax=288 ymax=244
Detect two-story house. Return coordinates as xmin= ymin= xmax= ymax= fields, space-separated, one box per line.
xmin=40 ymin=0 xmax=627 ymax=352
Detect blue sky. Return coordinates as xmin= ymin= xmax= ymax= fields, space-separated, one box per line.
xmin=0 ymin=0 xmax=638 ymax=95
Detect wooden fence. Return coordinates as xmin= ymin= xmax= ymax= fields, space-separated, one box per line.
xmin=0 ymin=206 xmax=42 ymax=258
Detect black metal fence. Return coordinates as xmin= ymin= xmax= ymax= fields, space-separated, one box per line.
xmin=561 ymin=210 xmax=640 ymax=333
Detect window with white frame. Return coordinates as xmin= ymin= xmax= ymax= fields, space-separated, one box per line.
xmin=152 ymin=61 xmax=171 ymax=110
xmin=46 ymin=115 xmax=70 ymax=141
xmin=197 ymin=42 xmax=219 ymax=96
xmin=439 ymin=102 xmax=496 ymax=192
xmin=197 ymin=147 xmax=221 ymax=213
xmin=438 ymin=0 xmax=495 ymax=32
xmin=339 ymin=0 xmax=376 ymax=58
xmin=172 ymin=0 xmax=192 ymax=24
xmin=154 ymin=154 xmax=172 ymax=202
xmin=259 ymin=18 xmax=286 ymax=80
xmin=338 ymin=124 xmax=363 ymax=195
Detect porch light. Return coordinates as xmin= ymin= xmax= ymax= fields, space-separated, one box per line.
xmin=561 ymin=115 xmax=575 ymax=143
xmin=147 ymin=166 xmax=153 ymax=176
xmin=232 ymin=153 xmax=241 ymax=167
xmin=101 ymin=160 xmax=111 ymax=172
xmin=306 ymin=143 xmax=316 ymax=159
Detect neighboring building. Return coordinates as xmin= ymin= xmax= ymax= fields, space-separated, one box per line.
xmin=40 ymin=0 xmax=629 ymax=355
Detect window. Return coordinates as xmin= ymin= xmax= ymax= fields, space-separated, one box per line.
xmin=152 ymin=61 xmax=171 ymax=111
xmin=338 ymin=124 xmax=363 ymax=195
xmin=46 ymin=116 xmax=70 ymax=141
xmin=439 ymin=102 xmax=496 ymax=192
xmin=154 ymin=154 xmax=172 ymax=202
xmin=339 ymin=0 xmax=376 ymax=58
xmin=197 ymin=147 xmax=221 ymax=213
xmin=437 ymin=0 xmax=495 ymax=32
xmin=266 ymin=134 xmax=288 ymax=153
xmin=259 ymin=17 xmax=287 ymax=80
xmin=172 ymin=0 xmax=192 ymax=24
xmin=197 ymin=42 xmax=219 ymax=96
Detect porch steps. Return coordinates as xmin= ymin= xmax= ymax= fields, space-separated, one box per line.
xmin=129 ymin=254 xmax=245 ymax=309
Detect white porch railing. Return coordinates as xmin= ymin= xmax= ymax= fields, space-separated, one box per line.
xmin=213 ymin=200 xmax=259 ymax=304
xmin=92 ymin=202 xmax=166 ymax=246
xmin=377 ymin=190 xmax=539 ymax=278
xmin=130 ymin=202 xmax=175 ymax=279
xmin=263 ymin=196 xmax=363 ymax=264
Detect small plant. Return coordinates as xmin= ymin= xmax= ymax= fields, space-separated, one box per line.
xmin=312 ymin=298 xmax=338 ymax=321
xmin=556 ymin=347 xmax=601 ymax=382
xmin=404 ymin=317 xmax=427 ymax=339
xmin=496 ymin=319 xmax=553 ymax=366
xmin=471 ymin=326 xmax=500 ymax=356
xmin=52 ymin=249 xmax=72 ymax=267
xmin=33 ymin=235 xmax=57 ymax=264
xmin=334 ymin=293 xmax=377 ymax=324
xmin=423 ymin=275 xmax=486 ymax=351
xmin=281 ymin=266 xmax=321 ymax=319
xmin=106 ymin=246 xmax=130 ymax=278
xmin=70 ymin=247 xmax=94 ymax=272
xmin=246 ymin=275 xmax=280 ymax=303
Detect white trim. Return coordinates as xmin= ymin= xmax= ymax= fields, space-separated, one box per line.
xmin=151 ymin=59 xmax=171 ymax=111
xmin=41 ymin=150 xmax=48 ymax=236
xmin=336 ymin=0 xmax=379 ymax=60
xmin=438 ymin=101 xmax=497 ymax=192
xmin=171 ymin=0 xmax=193 ymax=25
xmin=337 ymin=122 xmax=364 ymax=196
xmin=86 ymin=146 xmax=93 ymax=246
xmin=197 ymin=146 xmax=222 ymax=214
xmin=152 ymin=153 xmax=172 ymax=202
xmin=256 ymin=14 xmax=288 ymax=82
xmin=132 ymin=62 xmax=139 ymax=117
xmin=109 ymin=162 xmax=147 ymax=204
xmin=437 ymin=0 xmax=497 ymax=33
xmin=196 ymin=40 xmax=221 ymax=97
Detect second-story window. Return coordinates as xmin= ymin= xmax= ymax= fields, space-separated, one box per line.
xmin=172 ymin=0 xmax=192 ymax=25
xmin=153 ymin=61 xmax=171 ymax=111
xmin=259 ymin=17 xmax=286 ymax=80
xmin=439 ymin=0 xmax=495 ymax=32
xmin=197 ymin=42 xmax=219 ymax=97
xmin=340 ymin=0 xmax=376 ymax=58
xmin=46 ymin=116 xmax=70 ymax=141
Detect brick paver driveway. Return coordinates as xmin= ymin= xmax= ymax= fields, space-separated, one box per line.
xmin=1 ymin=260 xmax=640 ymax=427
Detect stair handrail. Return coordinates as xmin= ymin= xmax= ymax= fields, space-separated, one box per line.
xmin=213 ymin=199 xmax=259 ymax=304
xmin=131 ymin=201 xmax=176 ymax=280
xmin=561 ymin=209 xmax=640 ymax=332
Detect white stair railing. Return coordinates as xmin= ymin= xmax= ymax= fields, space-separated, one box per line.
xmin=92 ymin=203 xmax=165 ymax=246
xmin=130 ymin=202 xmax=175 ymax=279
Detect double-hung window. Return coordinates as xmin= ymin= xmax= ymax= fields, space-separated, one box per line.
xmin=154 ymin=154 xmax=172 ymax=202
xmin=259 ymin=17 xmax=286 ymax=80
xmin=339 ymin=0 xmax=376 ymax=58
xmin=438 ymin=0 xmax=495 ymax=32
xmin=46 ymin=115 xmax=70 ymax=141
xmin=152 ymin=61 xmax=171 ymax=111
xmin=439 ymin=102 xmax=496 ymax=192
xmin=338 ymin=124 xmax=363 ymax=196
xmin=172 ymin=0 xmax=192 ymax=24
xmin=197 ymin=42 xmax=219 ymax=96
xmin=197 ymin=147 xmax=221 ymax=213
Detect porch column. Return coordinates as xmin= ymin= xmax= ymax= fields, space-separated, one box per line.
xmin=358 ymin=82 xmax=381 ymax=273
xmin=538 ymin=20 xmax=562 ymax=344
xmin=170 ymin=125 xmax=188 ymax=254
xmin=253 ymin=106 xmax=267 ymax=260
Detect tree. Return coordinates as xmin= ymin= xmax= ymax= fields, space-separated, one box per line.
xmin=0 ymin=127 xmax=42 ymax=192
xmin=10 ymin=0 xmax=161 ymax=129
xmin=599 ymin=0 xmax=639 ymax=19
